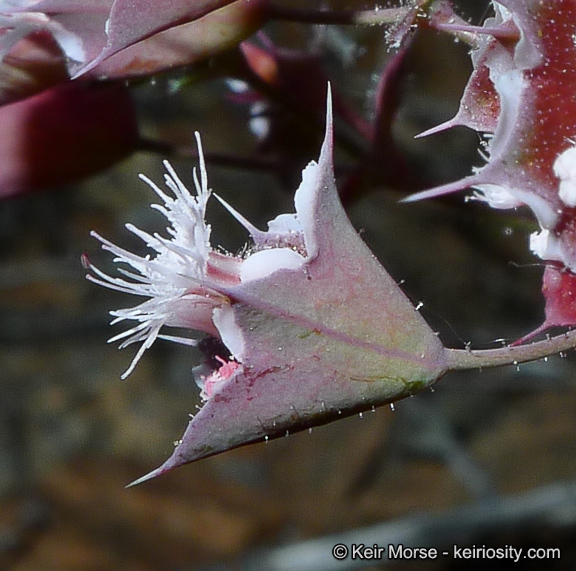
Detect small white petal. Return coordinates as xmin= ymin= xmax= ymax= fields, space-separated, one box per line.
xmin=240 ymin=248 xmax=306 ymax=283
xmin=530 ymin=229 xmax=554 ymax=259
xmin=267 ymin=213 xmax=302 ymax=234
xmin=555 ymin=146 xmax=576 ymax=207
xmin=294 ymin=161 xmax=320 ymax=259
xmin=529 ymin=229 xmax=576 ymax=273
xmin=213 ymin=306 xmax=245 ymax=361
xmin=472 ymin=183 xmax=523 ymax=209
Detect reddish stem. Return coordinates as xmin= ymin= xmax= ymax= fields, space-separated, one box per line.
xmin=445 ymin=330 xmax=576 ymax=370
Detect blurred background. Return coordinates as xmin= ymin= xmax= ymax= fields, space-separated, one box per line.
xmin=3 ymin=0 xmax=576 ymax=569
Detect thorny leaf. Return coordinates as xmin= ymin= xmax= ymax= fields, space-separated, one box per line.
xmin=408 ymin=0 xmax=576 ymax=339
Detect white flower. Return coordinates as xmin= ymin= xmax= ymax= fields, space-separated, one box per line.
xmin=85 ymin=132 xmax=316 ymax=380
xmin=85 ymin=134 xmax=238 ymax=378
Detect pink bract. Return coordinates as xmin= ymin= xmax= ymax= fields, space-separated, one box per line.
xmin=87 ymin=89 xmax=448 ymax=483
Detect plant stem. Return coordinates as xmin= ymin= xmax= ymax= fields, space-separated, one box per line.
xmin=445 ymin=330 xmax=576 ymax=371
xmin=266 ymin=4 xmax=409 ymax=26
